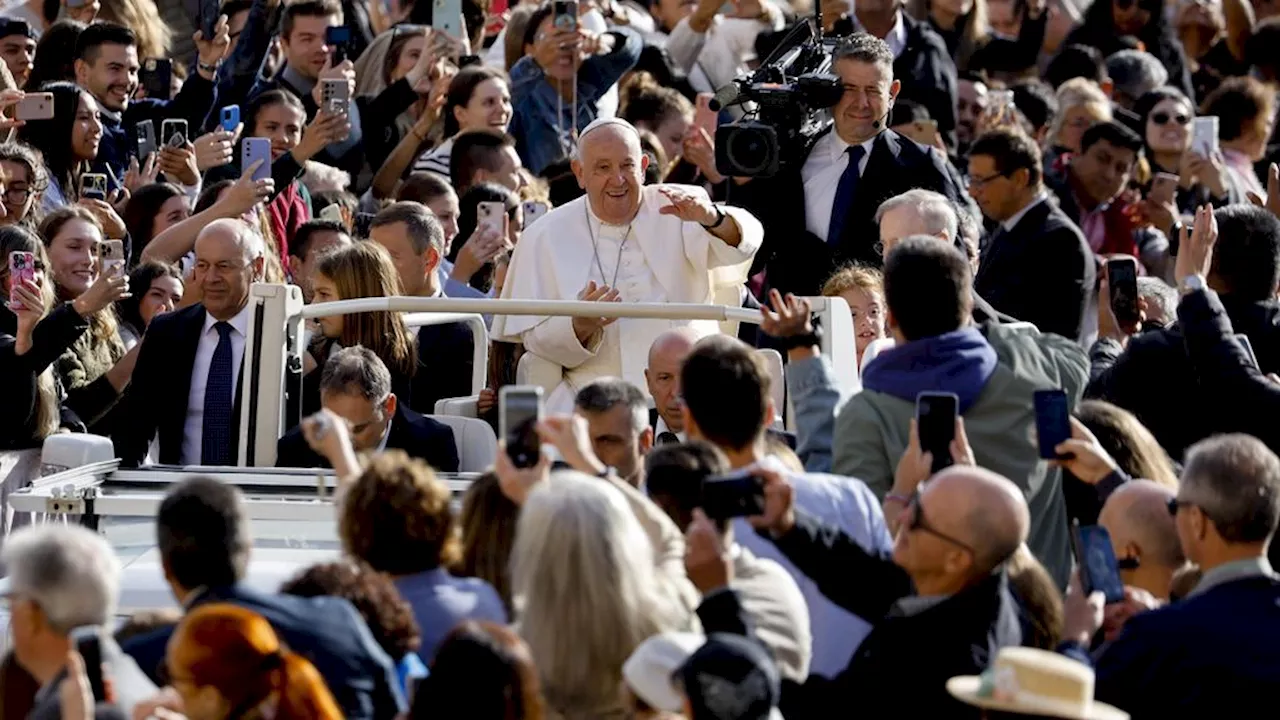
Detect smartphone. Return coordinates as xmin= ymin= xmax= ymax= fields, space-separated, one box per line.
xmin=101 ymin=239 xmax=126 ymax=279
xmin=198 ymin=0 xmax=221 ymax=42
xmin=916 ymin=391 xmax=958 ymax=474
xmin=136 ymin=119 xmax=157 ymax=160
xmin=221 ymin=105 xmax=240 ymax=133
xmin=139 ymin=57 xmax=172 ymax=101
xmin=1191 ymin=116 xmax=1219 ymax=157
xmin=522 ymin=200 xmax=548 ymax=227
xmin=325 ymin=25 xmax=351 ymax=64
xmin=321 ymin=78 xmax=350 ymax=116
xmin=81 ymin=173 xmax=108 ymax=201
xmin=700 ymin=470 xmax=765 ymax=519
xmin=1106 ymin=256 xmax=1140 ymax=328
xmin=241 ymin=137 xmax=273 ymax=181
xmin=161 ymin=118 xmax=188 ymax=148
xmin=69 ymin=626 xmax=107 ymax=702
xmin=15 ymin=92 xmax=53 ymax=121
xmin=1033 ymin=389 xmax=1071 ymax=460
xmin=694 ymin=92 xmax=717 ymax=139
xmin=1235 ymin=334 xmax=1259 ymax=369
xmin=499 ymin=385 xmax=543 ymax=468
xmin=552 ymin=0 xmax=578 ymax=31
xmin=477 ymin=200 xmax=505 ymax=235
xmin=7 ymin=251 xmax=35 ymax=310
xmin=984 ymin=89 xmax=1016 ymax=127
xmin=432 ymin=0 xmax=464 ymax=37
xmin=1149 ymin=172 xmax=1178 ymax=205
xmin=1071 ymin=522 xmax=1126 ymax=604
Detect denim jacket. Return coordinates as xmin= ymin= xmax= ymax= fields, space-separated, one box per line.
xmin=507 ymin=26 xmax=642 ymax=175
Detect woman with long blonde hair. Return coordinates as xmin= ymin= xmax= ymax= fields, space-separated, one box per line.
xmin=167 ymin=603 xmax=342 ymax=720
xmin=511 ymin=472 xmax=693 ymax=719
xmin=97 ymin=0 xmax=172 ymax=60
xmin=306 ymin=241 xmax=418 ymax=411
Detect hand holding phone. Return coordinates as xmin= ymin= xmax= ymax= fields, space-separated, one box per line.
xmin=101 ymin=240 xmax=126 ymax=279
xmin=7 ymin=251 xmax=36 ymax=311
xmin=15 ymin=93 xmax=54 ymax=121
xmin=477 ymin=201 xmax=506 ymax=236
xmin=500 ymin=386 xmax=543 ymax=468
xmin=1033 ymin=389 xmax=1071 ymax=460
xmin=221 ymin=105 xmax=240 ymax=133
xmin=69 ymin=626 xmax=107 ymax=703
xmin=241 ymin=137 xmax=272 ymax=181
xmin=1106 ymin=257 xmax=1140 ymax=329
xmin=1071 ymin=523 xmax=1126 ymax=604
xmin=161 ymin=119 xmax=189 ymax=148
xmin=916 ymin=392 xmax=959 ymax=474
xmin=700 ymin=471 xmax=766 ymax=519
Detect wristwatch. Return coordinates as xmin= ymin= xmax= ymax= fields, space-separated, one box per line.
xmin=1179 ymin=273 xmax=1206 ymax=296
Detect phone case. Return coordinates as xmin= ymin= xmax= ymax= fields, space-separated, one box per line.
xmin=102 ymin=240 xmax=126 ymax=278
xmin=1191 ymin=116 xmax=1218 ymax=157
xmin=81 ymin=173 xmax=107 ymax=200
xmin=15 ymin=94 xmax=53 ymax=121
xmin=8 ymin=251 xmax=35 ymax=308
xmin=161 ymin=119 xmax=188 ymax=147
xmin=136 ymin=120 xmax=158 ymax=159
xmin=432 ymin=0 xmax=463 ymax=35
xmin=321 ymin=80 xmax=349 ymax=115
xmin=221 ymin=105 xmax=240 ymax=132
xmin=522 ymin=201 xmax=548 ymax=227
xmin=478 ymin=202 xmax=505 ymax=234
xmin=242 ymin=138 xmax=272 ymax=181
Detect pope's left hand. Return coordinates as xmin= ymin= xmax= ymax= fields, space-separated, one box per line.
xmin=658 ymin=185 xmax=718 ymax=226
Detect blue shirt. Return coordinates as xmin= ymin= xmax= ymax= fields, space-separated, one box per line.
xmin=394 ymin=568 xmax=508 ymax=663
xmin=507 ymin=27 xmax=642 ymax=175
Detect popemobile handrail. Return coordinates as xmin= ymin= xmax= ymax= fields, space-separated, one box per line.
xmin=300 ymin=296 xmax=764 ymax=324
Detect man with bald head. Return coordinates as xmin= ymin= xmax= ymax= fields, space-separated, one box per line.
xmin=645 ymin=328 xmax=700 ymax=441
xmin=114 ymin=219 xmax=267 ymax=467
xmin=1099 ymin=480 xmax=1184 ymax=600
xmin=744 ymin=464 xmax=1027 ymax=716
xmin=494 ymin=118 xmax=763 ymax=411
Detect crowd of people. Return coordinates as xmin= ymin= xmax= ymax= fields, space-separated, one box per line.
xmin=0 ymin=0 xmax=1279 ymax=715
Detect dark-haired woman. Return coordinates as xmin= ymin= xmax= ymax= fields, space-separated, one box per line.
xmin=16 ymin=82 xmax=102 ymax=213
xmin=0 ymin=141 xmax=47 ymax=232
xmin=122 ymin=182 xmax=190 ymax=266
xmin=413 ymin=65 xmax=511 ymax=178
xmin=115 ymin=261 xmax=182 ymax=348
xmin=449 ymin=182 xmax=519 ymax=295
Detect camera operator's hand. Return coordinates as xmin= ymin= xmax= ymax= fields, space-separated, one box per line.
xmin=1062 ymin=569 xmax=1105 ymax=646
xmin=58 ymin=650 xmax=94 ymax=720
xmin=748 ymin=465 xmax=796 ymax=537
xmin=124 ymin=153 xmax=160 ymax=194
xmin=684 ymin=509 xmax=733 ymax=594
xmin=194 ymin=127 xmax=239 ymax=171
xmin=1102 ymin=586 xmax=1161 ymax=642
xmin=9 ymin=278 xmax=47 ymax=340
xmin=221 ymin=162 xmax=275 ymax=215
xmin=312 ymin=58 xmax=356 ymax=110
xmin=1096 ymin=261 xmax=1147 ymax=343
xmin=72 ymin=267 xmax=130 ymax=319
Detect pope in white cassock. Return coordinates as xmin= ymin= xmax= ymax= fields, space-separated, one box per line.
xmin=492 ymin=117 xmax=763 ymax=411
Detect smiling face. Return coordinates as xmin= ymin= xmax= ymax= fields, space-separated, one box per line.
xmin=253 ymin=102 xmax=306 ymax=159
xmin=282 ymin=13 xmax=342 ymax=80
xmin=454 ymin=78 xmax=513 ymax=135
xmin=48 ymin=218 xmax=102 ymax=298
xmin=139 ymin=274 xmax=183 ymax=326
xmin=833 ymin=57 xmax=900 ymax=146
xmin=76 ymin=42 xmax=139 ymax=113
xmin=1072 ymin=138 xmax=1137 ymax=206
xmin=572 ymin=124 xmax=648 ymax=225
xmin=840 ymin=286 xmax=886 ymax=359
xmin=1145 ymin=97 xmax=1193 ymax=155
xmin=72 ymin=93 xmax=104 ymax=162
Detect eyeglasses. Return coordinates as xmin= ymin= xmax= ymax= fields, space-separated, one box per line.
xmin=4 ymin=187 xmax=33 ymax=204
xmin=968 ymin=171 xmax=1008 ymax=189
xmin=905 ymin=490 xmax=975 ymax=555
xmin=1151 ymin=111 xmax=1191 ymax=126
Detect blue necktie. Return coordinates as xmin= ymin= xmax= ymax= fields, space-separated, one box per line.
xmin=201 ymin=321 xmax=234 ymax=466
xmin=826 ymin=145 xmax=867 ymax=246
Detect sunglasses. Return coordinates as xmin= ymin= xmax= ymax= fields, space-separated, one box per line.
xmin=1151 ymin=111 xmax=1191 ymax=126
xmin=905 ymin=491 xmax=975 ymax=554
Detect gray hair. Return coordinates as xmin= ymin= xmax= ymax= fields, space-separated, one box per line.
xmin=1106 ymin=50 xmax=1169 ymax=104
xmin=371 ymin=201 xmax=444 ymax=256
xmin=1182 ymin=434 xmax=1280 ymax=544
xmin=834 ymin=32 xmax=895 ymax=69
xmin=320 ymin=345 xmax=392 ymax=403
xmin=1137 ymin=277 xmax=1177 ymax=325
xmin=199 ymin=218 xmax=265 ymax=262
xmin=574 ymin=378 xmax=649 ymax=435
xmin=1 ymin=525 xmax=120 ymax=632
xmin=875 ymin=189 xmax=959 ymax=241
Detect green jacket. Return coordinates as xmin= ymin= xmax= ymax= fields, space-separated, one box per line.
xmin=833 ymin=322 xmax=1088 ymax=588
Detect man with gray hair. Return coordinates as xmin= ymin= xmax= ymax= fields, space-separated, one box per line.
xmin=575 ymin=377 xmax=653 ymax=487
xmin=1105 ymin=49 xmax=1169 ymax=110
xmin=3 ymin=525 xmax=156 ymax=718
xmin=277 ymin=346 xmax=458 ymax=471
xmin=1072 ymin=434 xmax=1280 ymax=716
xmin=114 ymin=218 xmax=267 ymax=466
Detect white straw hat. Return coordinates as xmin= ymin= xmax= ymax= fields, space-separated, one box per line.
xmin=947 ymin=647 xmax=1129 ymax=720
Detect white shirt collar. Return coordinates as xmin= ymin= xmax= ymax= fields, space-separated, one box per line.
xmin=856 ymin=11 xmax=908 ymax=58
xmin=203 ymin=301 xmax=252 ymax=338
xmin=820 ymin=129 xmax=877 ymax=164
xmin=1002 ymin=191 xmax=1048 ymax=231
xmin=655 ymin=415 xmax=686 ymax=441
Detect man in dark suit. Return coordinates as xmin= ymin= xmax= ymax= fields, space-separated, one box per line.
xmin=120 ymin=477 xmax=406 ymax=719
xmin=277 ymin=346 xmax=459 ymax=471
xmin=1063 ymin=434 xmax=1280 ymax=717
xmin=113 ymin=219 xmax=267 ymax=467
xmin=735 ymin=33 xmax=972 ymax=297
xmin=969 ymin=128 xmax=1094 ymax=341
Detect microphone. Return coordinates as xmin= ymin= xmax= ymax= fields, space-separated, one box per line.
xmin=709 ymin=81 xmax=742 ymax=112
xmin=870 ymin=104 xmax=893 ymax=130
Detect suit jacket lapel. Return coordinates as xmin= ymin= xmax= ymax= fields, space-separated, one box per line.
xmin=162 ymin=307 xmax=207 ymax=463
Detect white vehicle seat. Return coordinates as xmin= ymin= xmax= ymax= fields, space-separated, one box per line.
xmin=434 ymin=396 xmax=481 ymax=418
xmin=755 ymin=348 xmax=785 ymax=428
xmin=426 ymin=415 xmax=498 ymax=473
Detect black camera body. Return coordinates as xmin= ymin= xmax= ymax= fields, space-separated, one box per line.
xmin=713 ymin=21 xmax=842 ymax=178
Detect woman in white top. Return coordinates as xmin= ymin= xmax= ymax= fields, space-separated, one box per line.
xmin=413 ymin=65 xmax=512 ymax=180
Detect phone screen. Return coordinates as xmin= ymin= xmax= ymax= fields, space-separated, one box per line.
xmin=81 ymin=173 xmax=107 ymax=201
xmin=1072 ymin=523 xmax=1126 ymax=604
xmin=1033 ymin=389 xmax=1071 ymax=460
xmin=700 ymin=471 xmax=765 ymax=519
xmin=1107 ymin=257 xmax=1139 ymax=327
xmin=500 ymin=386 xmax=543 ymax=468
xmin=916 ymin=392 xmax=958 ymax=474
xmin=161 ymin=119 xmax=188 ymax=147
xmin=70 ymin=627 xmax=107 ymax=702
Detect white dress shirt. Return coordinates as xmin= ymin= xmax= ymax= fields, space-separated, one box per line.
xmin=181 ymin=303 xmax=252 ymax=466
xmin=1001 ymin=191 xmax=1048 ymax=232
xmin=802 ymin=131 xmax=877 ymax=241
xmin=654 ymin=415 xmax=686 ymax=442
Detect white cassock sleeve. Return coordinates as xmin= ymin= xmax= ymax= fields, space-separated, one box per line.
xmin=524 ymin=315 xmax=601 ymax=370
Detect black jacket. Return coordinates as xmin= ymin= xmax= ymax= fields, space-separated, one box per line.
xmin=974 ymin=198 xmax=1095 ymax=341
xmin=759 ymin=512 xmax=1021 ymax=718
xmin=112 ymin=304 xmax=242 ymax=467
xmin=0 ymin=303 xmax=88 ymax=449
xmin=276 ymin=403 xmax=460 ymax=472
xmin=121 ymin=584 xmax=405 ymax=720
xmin=734 ymin=128 xmax=970 ymax=296
xmin=1086 ymin=292 xmax=1280 ymax=461
xmin=411 ymin=321 xmax=475 ymax=415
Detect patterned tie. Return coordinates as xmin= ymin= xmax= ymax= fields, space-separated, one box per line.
xmin=826 ymin=144 xmax=867 ymax=246
xmin=201 ymin=321 xmax=234 ymax=466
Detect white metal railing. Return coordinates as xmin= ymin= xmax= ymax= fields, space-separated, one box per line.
xmin=239 ymin=286 xmax=858 ymax=467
